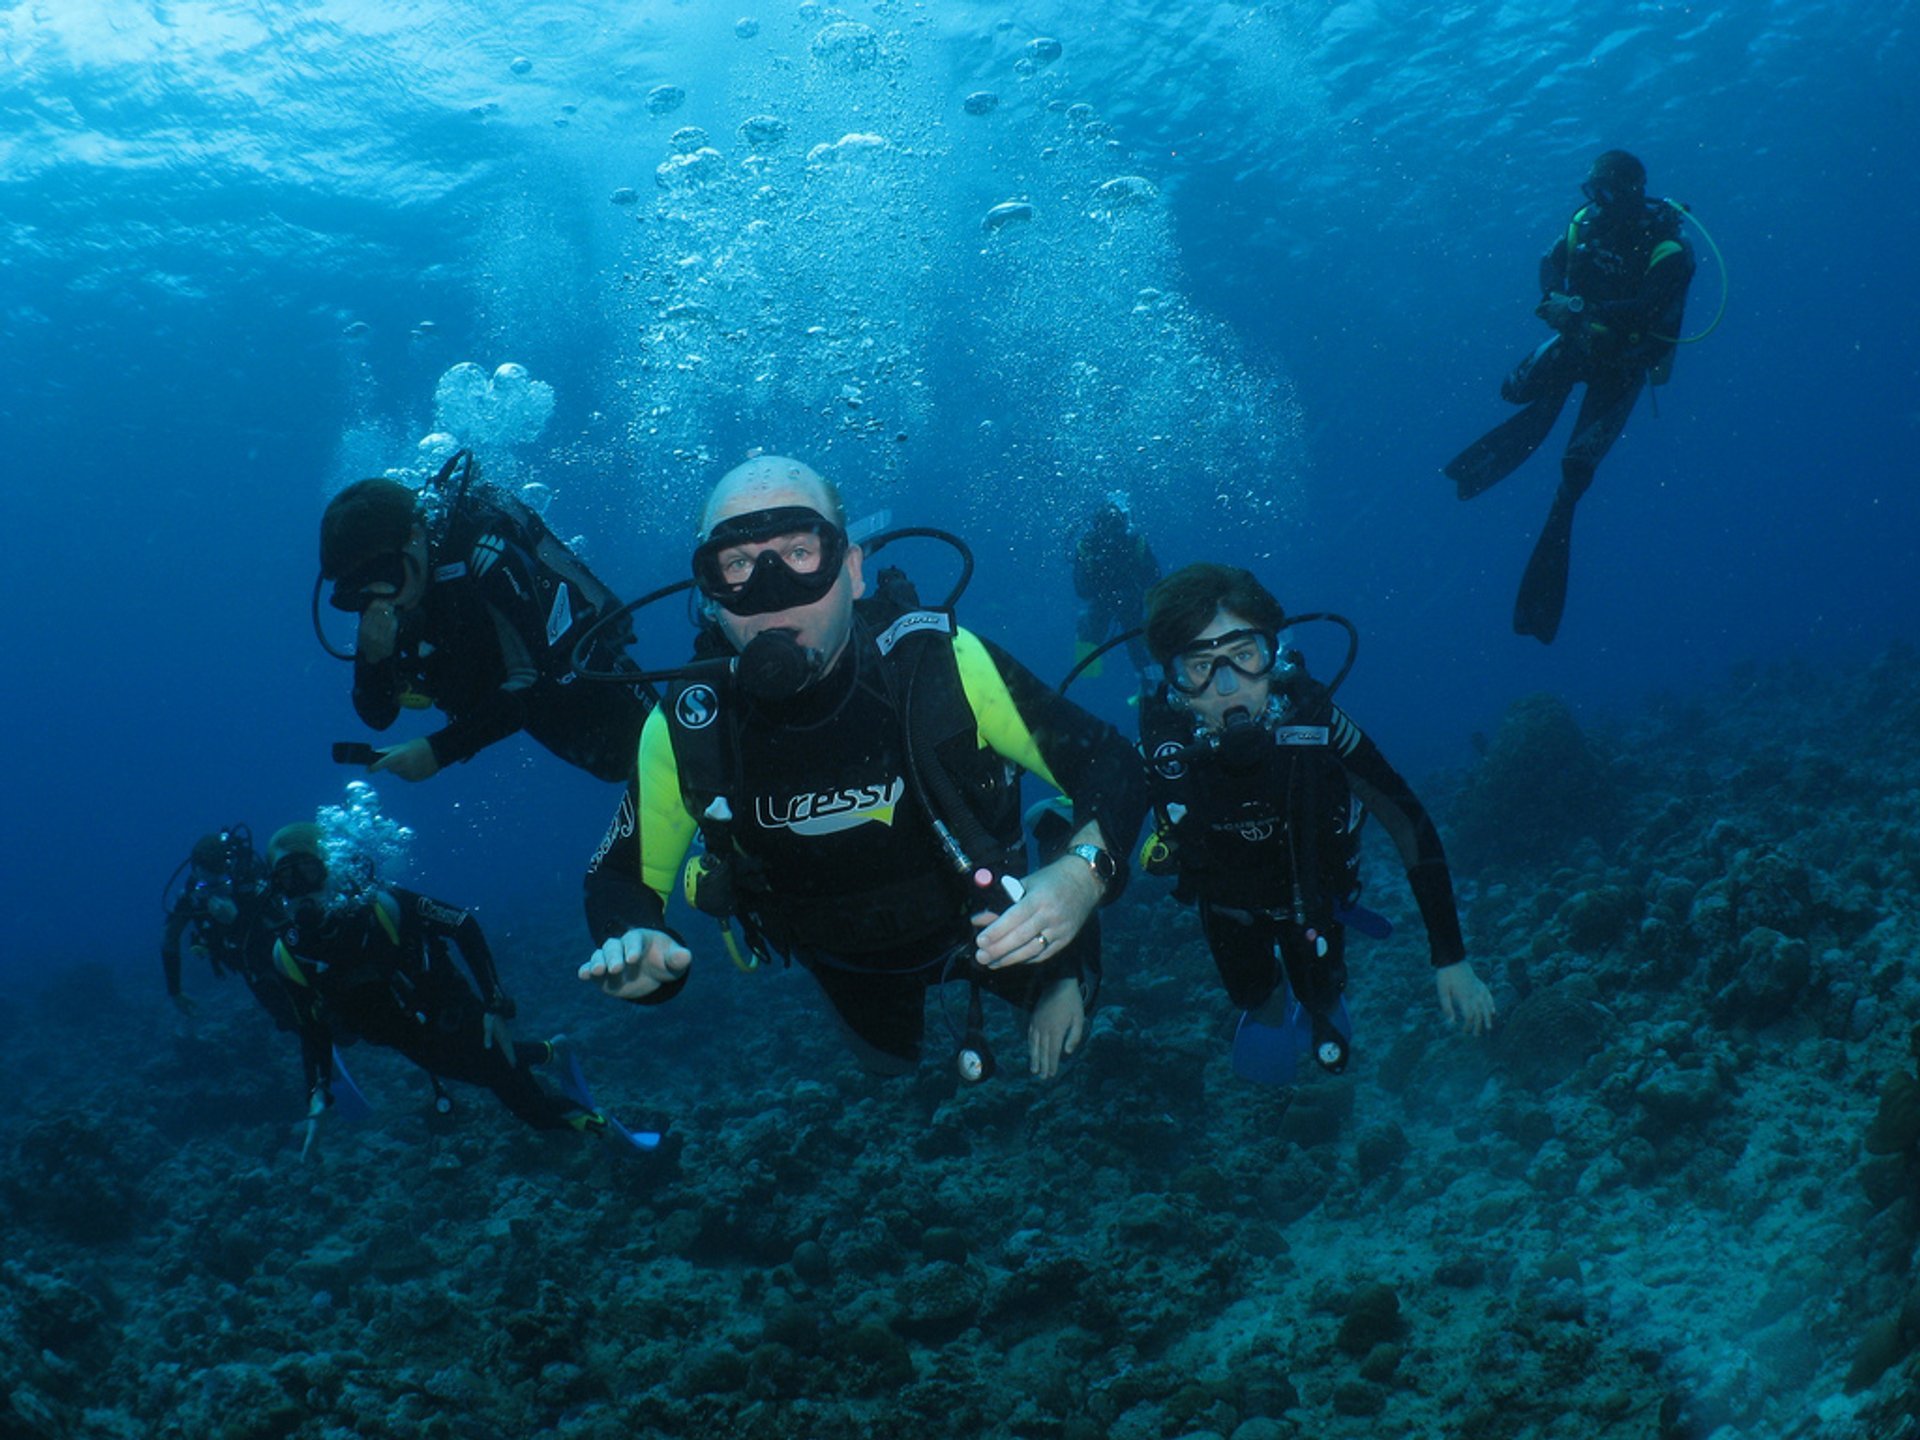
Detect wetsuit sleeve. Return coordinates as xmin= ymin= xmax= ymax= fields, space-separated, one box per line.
xmin=273 ymin=937 xmax=334 ymax=1098
xmin=162 ymin=896 xmax=192 ymax=996
xmin=956 ymin=629 xmax=1150 ymax=898
xmin=425 ymin=599 xmax=540 ymax=767
xmin=581 ymin=708 xmax=696 ymax=1004
xmin=1538 ymin=234 xmax=1570 ymax=297
xmin=409 ymin=889 xmax=508 ymax=1007
xmin=1070 ymin=537 xmax=1097 ymax=601
xmin=1329 ymin=705 xmax=1466 ymax=969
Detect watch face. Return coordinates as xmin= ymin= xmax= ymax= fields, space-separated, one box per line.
xmin=1075 ymin=844 xmax=1115 ymax=882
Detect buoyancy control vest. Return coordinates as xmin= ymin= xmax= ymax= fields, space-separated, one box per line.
xmin=1138 ymin=677 xmax=1364 ymax=923
xmin=420 ymin=481 xmax=633 ymax=685
xmin=1563 ymin=201 xmax=1691 ymax=382
xmin=663 ymin=577 xmax=1024 ymax=961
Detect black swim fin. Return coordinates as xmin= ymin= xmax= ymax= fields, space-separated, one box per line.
xmin=1444 ymin=394 xmax=1568 ymax=500
xmin=1513 ymin=487 xmax=1581 ymax=644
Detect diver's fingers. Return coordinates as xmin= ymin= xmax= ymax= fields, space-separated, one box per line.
xmin=1063 ymin=1009 xmax=1087 ymax=1056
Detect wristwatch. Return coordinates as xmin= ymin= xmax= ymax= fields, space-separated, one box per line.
xmin=1068 ymin=843 xmax=1117 ymax=890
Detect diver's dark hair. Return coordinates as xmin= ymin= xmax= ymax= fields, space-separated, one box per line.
xmin=1589 ymin=149 xmax=1647 ymax=195
xmin=1144 ymin=563 xmax=1286 ymax=666
xmin=320 ymin=478 xmax=422 ymax=579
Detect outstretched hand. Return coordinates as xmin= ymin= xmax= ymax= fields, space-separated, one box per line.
xmin=371 ymin=738 xmax=440 ymax=783
xmin=579 ymin=928 xmax=693 ymax=1001
xmin=1436 ymin=961 xmax=1496 ymax=1037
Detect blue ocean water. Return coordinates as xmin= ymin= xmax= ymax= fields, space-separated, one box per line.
xmin=4 ymin=6 xmax=1920 ymax=1436
xmin=2 ymin=1 xmax=1911 ymax=966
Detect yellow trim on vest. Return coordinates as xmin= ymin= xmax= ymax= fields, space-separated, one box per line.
xmin=373 ymin=894 xmax=400 ymax=945
xmin=1648 ymin=239 xmax=1684 ymax=268
xmin=953 ymin=627 xmax=1062 ymax=791
xmin=640 ymin=705 xmax=695 ymax=905
xmin=275 ymin=938 xmax=309 ymax=987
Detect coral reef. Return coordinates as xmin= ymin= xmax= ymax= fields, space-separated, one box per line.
xmin=7 ymin=648 xmax=1920 ymax=1438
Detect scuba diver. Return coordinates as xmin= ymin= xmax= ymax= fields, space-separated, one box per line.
xmin=1137 ymin=564 xmax=1493 ymax=1083
xmin=578 ymin=454 xmax=1148 ymax=1082
xmin=264 ymin=823 xmax=612 ymax=1151
xmin=316 ymin=450 xmax=652 ymax=782
xmin=161 ymin=826 xmax=297 ymax=1031
xmin=1444 ymin=149 xmax=1699 ymax=644
xmin=1071 ymin=499 xmax=1160 ymax=681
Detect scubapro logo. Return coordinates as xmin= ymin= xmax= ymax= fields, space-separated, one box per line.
xmin=675 ymin=684 xmax=720 ymax=730
xmin=1153 ymin=741 xmax=1187 ymax=779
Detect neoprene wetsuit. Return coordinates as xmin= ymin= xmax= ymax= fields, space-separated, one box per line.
xmin=584 ymin=622 xmax=1148 ymax=1072
xmin=352 ymin=497 xmax=652 ymax=781
xmin=1143 ymin=682 xmax=1465 ymax=1023
xmin=275 ymin=887 xmax=586 ymax=1130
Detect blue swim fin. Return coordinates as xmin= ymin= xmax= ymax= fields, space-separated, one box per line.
xmin=1232 ymin=991 xmax=1355 ymax=1085
xmin=330 ymin=1046 xmax=376 ymax=1123
xmin=1335 ymin=902 xmax=1394 ymax=940
xmin=558 ymin=1047 xmax=661 ymax=1152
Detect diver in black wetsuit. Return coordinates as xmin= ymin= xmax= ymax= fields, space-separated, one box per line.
xmin=264 ymin=823 xmax=601 ymax=1144
xmin=1445 ymin=150 xmax=1697 ymax=644
xmin=1071 ymin=500 xmax=1161 ymax=681
xmin=161 ymin=826 xmax=297 ymax=1031
xmin=318 ymin=451 xmax=652 ymax=782
xmin=1138 ymin=564 xmax=1493 ymax=1083
xmin=579 ymin=455 xmax=1148 ymax=1082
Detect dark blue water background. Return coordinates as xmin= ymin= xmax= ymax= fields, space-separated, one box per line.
xmin=2 ymin=1 xmax=1912 ymax=976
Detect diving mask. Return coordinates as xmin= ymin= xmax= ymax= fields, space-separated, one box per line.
xmin=269 ymin=851 xmax=328 ymax=899
xmin=693 ymin=506 xmax=848 ymax=617
xmin=329 ymin=552 xmax=414 ymax=613
xmin=1167 ymin=628 xmax=1279 ymax=697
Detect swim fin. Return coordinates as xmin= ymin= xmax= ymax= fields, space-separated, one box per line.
xmin=1334 ymin=902 xmax=1394 ymax=940
xmin=1513 ymin=485 xmax=1581 ymax=644
xmin=1232 ymin=998 xmax=1310 ymax=1085
xmin=1072 ymin=638 xmax=1105 ymax=682
xmin=1444 ymin=394 xmax=1568 ymax=500
xmin=556 ymin=1045 xmax=661 ymax=1152
xmin=329 ymin=1046 xmax=375 ymax=1123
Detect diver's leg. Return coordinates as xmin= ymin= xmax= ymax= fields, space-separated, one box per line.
xmin=1200 ymin=904 xmax=1284 ymax=1012
xmin=1564 ymin=363 xmax=1645 ymax=475
xmin=1277 ymin=922 xmax=1352 ymax=1073
xmin=1444 ymin=337 xmax=1577 ymax=500
xmin=406 ymin=1001 xmax=580 ymax=1131
xmin=802 ymin=957 xmax=923 ymax=1076
xmin=1513 ymin=366 xmax=1643 ymax=644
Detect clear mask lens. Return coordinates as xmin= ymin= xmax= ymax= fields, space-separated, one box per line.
xmin=1169 ymin=629 xmax=1277 ymax=696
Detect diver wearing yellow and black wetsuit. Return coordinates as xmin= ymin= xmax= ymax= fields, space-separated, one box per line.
xmin=580 ymin=455 xmax=1148 ymax=1079
xmin=1445 ymin=149 xmax=1698 ymax=644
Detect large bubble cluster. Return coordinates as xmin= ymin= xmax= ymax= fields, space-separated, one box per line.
xmin=312 ymin=780 xmax=413 ymax=915
xmin=432 ymin=361 xmax=555 ymax=453
xmin=599 ymin=13 xmax=1299 ymax=535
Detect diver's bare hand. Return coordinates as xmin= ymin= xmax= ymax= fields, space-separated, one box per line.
xmin=972 ymin=853 xmax=1101 ymax=969
xmin=358 ymin=601 xmax=399 ymax=663
xmin=370 ymin=737 xmax=440 ymax=783
xmin=1437 ymin=961 xmax=1496 ymax=1037
xmin=579 ymin=928 xmax=692 ymax=1001
xmin=1027 ymin=976 xmax=1087 ymax=1080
